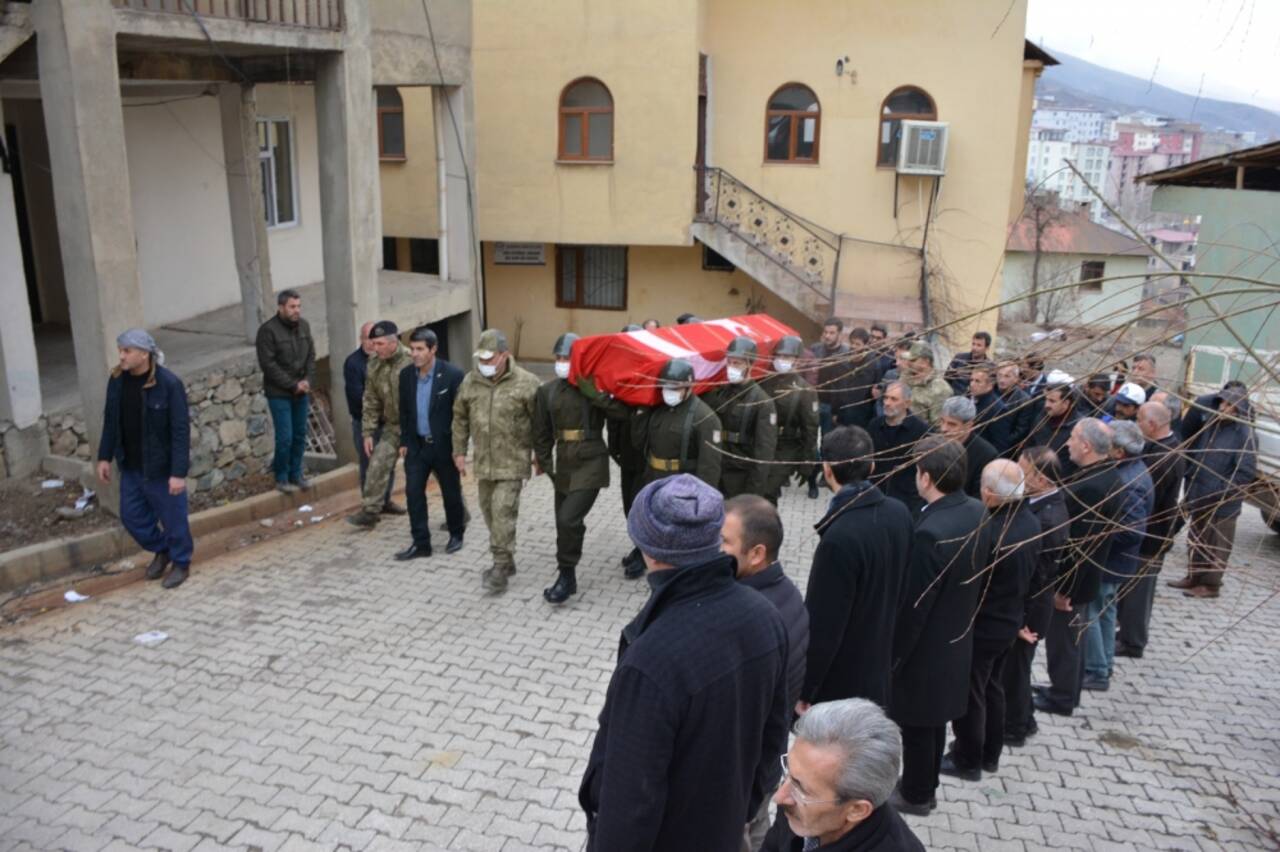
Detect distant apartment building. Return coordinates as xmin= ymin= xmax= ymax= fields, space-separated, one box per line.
xmin=1104 ymin=120 xmax=1202 ymax=230
xmin=1032 ymin=105 xmax=1107 ymax=143
xmin=1025 ymin=129 xmax=1111 ymax=221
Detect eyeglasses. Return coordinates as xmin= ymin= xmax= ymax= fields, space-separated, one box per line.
xmin=778 ymin=754 xmax=843 ymax=807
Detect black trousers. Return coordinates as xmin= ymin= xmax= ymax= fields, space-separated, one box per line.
xmin=404 ymin=435 xmax=466 ymax=548
xmin=950 ymin=641 xmax=1012 ymax=769
xmin=1117 ymin=556 xmax=1162 ymax=651
xmin=899 ymin=724 xmax=946 ymax=805
xmin=619 ymin=461 xmax=641 ymax=519
xmin=1045 ymin=606 xmax=1085 ymax=709
xmin=1002 ymin=636 xmax=1039 ymax=738
xmin=554 ymin=487 xmax=600 ymax=570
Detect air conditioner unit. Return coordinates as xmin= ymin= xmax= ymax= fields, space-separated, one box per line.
xmin=897 ymin=120 xmax=949 ymax=176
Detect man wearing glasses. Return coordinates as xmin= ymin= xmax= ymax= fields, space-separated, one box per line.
xmin=764 ymin=699 xmax=923 ymax=851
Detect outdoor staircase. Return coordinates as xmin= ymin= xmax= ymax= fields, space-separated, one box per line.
xmin=0 ymin=2 xmax=33 ymax=66
xmin=691 ymin=166 xmax=839 ymax=323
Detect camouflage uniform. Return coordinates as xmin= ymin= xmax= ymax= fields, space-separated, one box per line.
xmin=761 ymin=371 xmax=820 ymax=500
xmin=532 ymin=378 xmax=612 ymax=572
xmin=632 ymin=394 xmax=723 ymax=489
xmin=905 ymin=371 xmax=953 ymax=427
xmin=360 ymin=344 xmax=413 ymax=515
xmin=704 ymin=380 xmax=778 ymax=499
xmin=452 ymin=354 xmax=540 ymax=586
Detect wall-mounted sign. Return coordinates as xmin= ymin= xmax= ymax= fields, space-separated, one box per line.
xmin=494 ymin=242 xmax=546 ymax=265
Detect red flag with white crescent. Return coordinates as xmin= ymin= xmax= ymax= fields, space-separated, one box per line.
xmin=569 ymin=314 xmax=799 ymax=406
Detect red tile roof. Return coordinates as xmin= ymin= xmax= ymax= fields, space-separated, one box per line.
xmin=1007 ymin=208 xmax=1155 ymax=258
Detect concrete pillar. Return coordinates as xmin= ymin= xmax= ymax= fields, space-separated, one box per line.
xmin=33 ymin=0 xmax=145 ymax=509
xmin=219 ymin=83 xmax=276 ymax=344
xmin=315 ymin=0 xmax=378 ymax=465
xmin=0 ymin=101 xmax=49 ymax=476
xmin=434 ymin=83 xmax=483 ymax=340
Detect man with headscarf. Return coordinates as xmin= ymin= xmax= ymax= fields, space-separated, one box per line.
xmin=96 ymin=329 xmax=194 ymax=589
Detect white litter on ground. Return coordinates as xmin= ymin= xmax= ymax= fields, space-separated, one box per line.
xmin=41 ymin=479 xmax=65 ymax=489
xmin=133 ymin=631 xmax=169 ymax=647
xmin=298 ymin=505 xmax=314 ymax=513
xmin=64 ymin=590 xmax=90 ymax=603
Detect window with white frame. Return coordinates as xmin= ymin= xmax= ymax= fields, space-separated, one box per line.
xmin=257 ymin=118 xmax=297 ymax=228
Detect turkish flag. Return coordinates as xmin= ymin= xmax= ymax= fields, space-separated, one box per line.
xmin=569 ymin=315 xmax=800 ymax=406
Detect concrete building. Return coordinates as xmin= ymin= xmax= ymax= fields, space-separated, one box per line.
xmin=0 ymin=1 xmax=479 ymax=497
xmin=1103 ymin=119 xmax=1202 ymax=231
xmin=1138 ymin=141 xmax=1280 ymax=385
xmin=473 ymin=0 xmax=1040 ymax=357
xmin=1032 ymin=105 xmax=1107 ymax=143
xmin=1025 ymin=128 xmax=1110 ymax=221
xmin=1002 ymin=206 xmax=1154 ymax=328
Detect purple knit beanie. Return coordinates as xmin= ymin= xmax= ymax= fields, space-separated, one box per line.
xmin=627 ymin=474 xmax=726 ymax=569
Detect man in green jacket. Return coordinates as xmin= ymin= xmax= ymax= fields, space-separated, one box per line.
xmin=703 ymin=336 xmax=777 ymax=499
xmin=347 ymin=320 xmax=412 ymax=528
xmin=761 ymin=335 xmax=820 ymax=502
xmin=533 ymin=333 xmax=620 ymax=604
xmin=453 ymin=328 xmax=541 ymax=595
xmin=255 ymin=289 xmax=316 ymax=493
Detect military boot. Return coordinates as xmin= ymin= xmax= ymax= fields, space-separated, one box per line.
xmin=346 ymin=510 xmax=380 ymax=529
xmin=806 ymin=469 xmax=820 ymax=499
xmin=543 ymin=568 xmax=577 ymax=604
xmin=482 ymin=564 xmax=513 ymax=595
xmin=622 ymin=547 xmax=645 ymax=580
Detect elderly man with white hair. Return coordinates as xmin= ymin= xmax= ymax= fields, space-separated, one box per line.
xmin=1081 ymin=420 xmax=1153 ymax=692
xmin=940 ymin=459 xmax=1041 ymax=782
xmin=938 ymin=396 xmax=1000 ymax=500
xmin=765 ymin=699 xmax=923 ymax=851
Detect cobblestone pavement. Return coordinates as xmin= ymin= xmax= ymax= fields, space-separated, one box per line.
xmin=2 ymin=472 xmax=1278 ymax=851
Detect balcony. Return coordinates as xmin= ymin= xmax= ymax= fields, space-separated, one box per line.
xmin=111 ymin=0 xmax=343 ymax=31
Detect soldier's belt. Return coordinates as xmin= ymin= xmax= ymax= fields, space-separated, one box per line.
xmin=557 ymin=429 xmax=601 ymax=442
xmin=723 ymin=431 xmax=744 ymax=443
xmin=649 ymin=455 xmax=691 ymax=472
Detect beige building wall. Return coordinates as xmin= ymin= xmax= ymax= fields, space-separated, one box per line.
xmin=473 ymin=0 xmax=699 ymax=245
xmin=379 ymin=86 xmax=440 ymax=241
xmin=1010 ymin=61 xmax=1042 ymax=225
xmin=484 ymin=244 xmax=818 ymax=361
xmin=256 ymin=84 xmax=325 ymax=296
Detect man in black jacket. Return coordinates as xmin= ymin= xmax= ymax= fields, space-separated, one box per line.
xmin=866 ymin=382 xmax=928 ymax=515
xmin=255 ymin=289 xmax=316 ymax=493
xmin=969 ymin=363 xmax=1010 ymax=452
xmin=580 ymin=474 xmax=789 ymax=852
xmin=96 ymin=329 xmax=194 ymax=590
xmin=802 ymin=426 xmax=913 ymax=713
xmin=995 ymin=362 xmax=1035 ymax=455
xmin=889 ymin=436 xmax=992 ymax=816
xmin=395 ymin=326 xmax=466 ymax=560
xmin=722 ymin=494 xmax=810 ymax=851
xmin=1173 ymin=386 xmax=1257 ymax=598
xmin=1035 ymin=418 xmax=1123 ymax=715
xmin=942 ymin=459 xmax=1041 ymax=781
xmin=1117 ymin=401 xmax=1187 ymax=656
xmin=1029 ymin=377 xmax=1080 ymax=477
xmin=1003 ymin=446 xmax=1068 ymax=746
xmin=765 ymin=699 xmax=923 ymax=852
xmin=836 ymin=327 xmax=880 ymax=429
xmin=343 ymin=321 xmax=397 ymax=510
xmin=944 ymin=330 xmax=991 ymax=394
xmin=939 ymin=396 xmax=1000 ymax=500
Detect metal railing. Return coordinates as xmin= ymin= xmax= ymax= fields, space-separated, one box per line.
xmin=112 ymin=0 xmax=343 ymax=30
xmin=695 ymin=166 xmax=840 ymax=307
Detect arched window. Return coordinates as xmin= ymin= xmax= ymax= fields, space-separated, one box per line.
xmin=878 ymin=86 xmax=936 ymax=166
xmin=559 ymin=78 xmax=613 ymax=161
xmin=765 ymin=84 xmax=820 ymax=163
xmin=377 ymin=87 xmax=405 ymax=160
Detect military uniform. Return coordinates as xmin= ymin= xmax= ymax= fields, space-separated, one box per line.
xmin=532 ymin=378 xmax=611 ymax=575
xmin=452 ymin=354 xmax=540 ymax=583
xmin=607 ymin=413 xmax=644 ymax=518
xmin=360 ymin=344 xmax=413 ymax=515
xmin=632 ymin=394 xmax=723 ymax=489
xmin=704 ymin=381 xmax=777 ymax=499
xmin=905 ymin=372 xmax=954 ymax=427
xmin=761 ymin=371 xmax=819 ymax=500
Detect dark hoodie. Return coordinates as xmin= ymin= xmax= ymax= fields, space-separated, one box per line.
xmin=1184 ymin=392 xmax=1257 ymax=520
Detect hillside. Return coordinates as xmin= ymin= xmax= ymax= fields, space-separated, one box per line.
xmin=1035 ymin=48 xmax=1280 ymax=141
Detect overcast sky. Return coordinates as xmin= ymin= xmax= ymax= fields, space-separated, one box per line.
xmin=1026 ymin=0 xmax=1280 ymax=113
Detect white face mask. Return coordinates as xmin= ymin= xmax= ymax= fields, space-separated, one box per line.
xmin=554 ymin=361 xmax=570 ymax=380
xmin=478 ymin=363 xmax=498 ymax=378
xmin=726 ymin=366 xmax=746 ymax=384
xmin=662 ymin=388 xmax=685 ymax=407
xmin=774 ymin=358 xmax=795 ymax=373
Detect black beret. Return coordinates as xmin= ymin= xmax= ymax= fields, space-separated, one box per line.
xmin=370 ymin=320 xmax=399 ymax=338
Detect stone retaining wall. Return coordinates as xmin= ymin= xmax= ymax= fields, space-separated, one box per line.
xmin=38 ymin=353 xmax=277 ymax=494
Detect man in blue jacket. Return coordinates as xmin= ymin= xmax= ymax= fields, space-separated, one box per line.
xmin=95 ymin=329 xmax=193 ymax=589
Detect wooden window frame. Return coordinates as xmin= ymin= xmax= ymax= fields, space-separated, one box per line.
xmin=877 ymin=86 xmax=937 ymax=167
xmin=377 ymin=87 xmax=406 ymax=162
xmin=555 ymin=245 xmax=628 ymax=311
xmin=764 ymin=83 xmax=820 ymax=164
xmin=1079 ymin=260 xmax=1106 ymax=292
xmin=558 ymin=77 xmax=614 ymax=162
